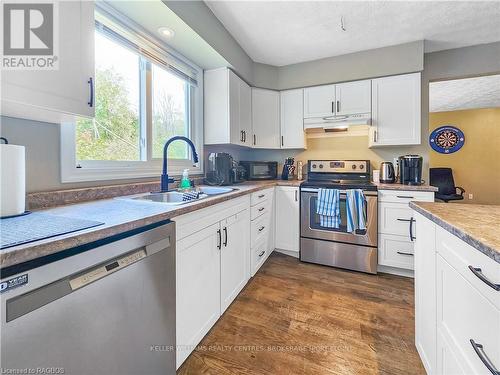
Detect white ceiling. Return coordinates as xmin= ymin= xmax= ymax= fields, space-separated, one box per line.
xmin=104 ymin=0 xmax=228 ymax=69
xmin=205 ymin=1 xmax=500 ymax=66
xmin=430 ymin=74 xmax=500 ymax=112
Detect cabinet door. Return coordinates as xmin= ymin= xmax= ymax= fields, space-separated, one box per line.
xmin=303 ymin=84 xmax=335 ymax=118
xmin=176 ymin=223 xmax=221 ymax=368
xmin=275 ymin=187 xmax=300 ymax=252
xmin=414 ymin=213 xmax=437 ymax=375
xmin=1 ymin=1 xmax=94 ymax=122
xmin=228 ymin=70 xmax=243 ymax=146
xmin=252 ymin=88 xmax=280 ymax=149
xmin=436 ymin=254 xmax=500 ymax=375
xmin=220 ymin=209 xmax=250 ymax=312
xmin=370 ymin=72 xmax=421 ymax=146
xmin=335 ymin=80 xmax=371 ymax=115
xmin=239 ymin=79 xmax=252 ymax=147
xmin=280 ymin=89 xmax=305 ymax=149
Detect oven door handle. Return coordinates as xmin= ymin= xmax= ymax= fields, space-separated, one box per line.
xmin=301 ymin=187 xmax=378 ymax=197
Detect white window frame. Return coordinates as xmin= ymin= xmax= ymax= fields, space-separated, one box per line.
xmin=60 ymin=6 xmax=204 ymax=184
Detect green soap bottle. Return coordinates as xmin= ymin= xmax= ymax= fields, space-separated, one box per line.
xmin=180 ymin=169 xmax=191 ymax=190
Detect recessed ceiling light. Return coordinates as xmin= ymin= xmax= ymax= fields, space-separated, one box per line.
xmin=158 ymin=27 xmax=175 ymax=39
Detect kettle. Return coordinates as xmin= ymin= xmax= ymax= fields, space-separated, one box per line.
xmin=380 ymin=162 xmax=396 ymax=183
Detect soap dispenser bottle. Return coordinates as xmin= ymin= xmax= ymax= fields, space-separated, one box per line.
xmin=180 ymin=169 xmax=191 ymax=190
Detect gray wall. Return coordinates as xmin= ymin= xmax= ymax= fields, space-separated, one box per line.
xmin=163 ymin=0 xmax=254 ymax=84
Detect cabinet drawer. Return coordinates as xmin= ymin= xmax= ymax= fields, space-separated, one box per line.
xmin=378 ymin=233 xmax=414 ymax=270
xmin=251 ymin=188 xmax=274 ymax=206
xmin=437 ymin=254 xmax=500 ymax=374
xmin=379 ymin=202 xmax=416 ymax=238
xmin=378 ymin=190 xmax=434 ymax=204
xmin=251 ymin=213 xmax=271 ymax=245
xmin=251 ymin=200 xmax=269 ymax=220
xmin=251 ymin=237 xmax=270 ymax=276
xmin=436 ymin=226 xmax=500 ymax=310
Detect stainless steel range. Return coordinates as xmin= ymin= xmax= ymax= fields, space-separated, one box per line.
xmin=300 ymin=160 xmax=378 ymax=274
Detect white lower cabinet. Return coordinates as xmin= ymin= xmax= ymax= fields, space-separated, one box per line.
xmin=221 ymin=209 xmax=250 ymax=312
xmin=275 ymin=186 xmax=300 ymax=253
xmin=250 ymin=188 xmax=275 ymax=276
xmin=413 ymin=211 xmax=500 ymax=375
xmin=174 ymin=196 xmax=250 ymax=368
xmin=378 ymin=190 xmax=434 ymax=273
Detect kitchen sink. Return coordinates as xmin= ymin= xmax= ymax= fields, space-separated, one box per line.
xmin=197 ymin=186 xmax=237 ymax=195
xmin=118 ymin=186 xmax=237 ymax=206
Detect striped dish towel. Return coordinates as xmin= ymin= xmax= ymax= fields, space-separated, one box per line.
xmin=316 ymin=188 xmax=340 ymax=228
xmin=346 ymin=189 xmax=367 ymax=233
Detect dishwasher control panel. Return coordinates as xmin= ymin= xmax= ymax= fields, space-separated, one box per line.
xmin=70 ymin=249 xmax=146 ymax=290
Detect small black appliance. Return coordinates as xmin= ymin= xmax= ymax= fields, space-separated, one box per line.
xmin=398 ymin=155 xmax=424 ymax=185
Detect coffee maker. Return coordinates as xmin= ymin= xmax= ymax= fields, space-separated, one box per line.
xmin=398 ymin=155 xmax=424 ymax=185
xmin=205 ymin=153 xmax=246 ymax=186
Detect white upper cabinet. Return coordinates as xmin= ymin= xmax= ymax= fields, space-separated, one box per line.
xmin=280 ymin=89 xmax=305 ymax=149
xmin=335 ymin=80 xmax=371 ymax=115
xmin=369 ymin=72 xmax=421 ymax=147
xmin=303 ymin=84 xmax=336 ymax=118
xmin=0 ymin=1 xmax=95 ymax=123
xmin=205 ymin=68 xmax=252 ymax=147
xmin=251 ymin=88 xmax=280 ymax=149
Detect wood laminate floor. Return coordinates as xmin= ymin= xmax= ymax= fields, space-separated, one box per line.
xmin=178 ymin=253 xmax=425 ymax=375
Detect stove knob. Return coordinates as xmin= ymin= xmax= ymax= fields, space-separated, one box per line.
xmin=312 ymin=164 xmax=317 ymax=169
xmin=319 ymin=164 xmax=324 ymax=169
xmin=360 ymin=164 xmax=364 ymax=170
xmin=352 ymin=165 xmax=357 ymax=170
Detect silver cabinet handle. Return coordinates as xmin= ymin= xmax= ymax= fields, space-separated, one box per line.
xmin=223 ymin=227 xmax=228 ymax=247
xmin=331 ymin=101 xmax=334 ymax=113
xmin=397 ymin=195 xmax=415 ymax=199
xmin=258 ymin=207 xmax=265 ymax=212
xmin=217 ymin=229 xmax=221 ymax=250
xmin=243 ymin=131 xmax=246 ymax=143
xmin=397 ymin=218 xmax=411 ymax=222
xmin=281 ymin=135 xmax=284 ymax=147
xmin=258 ymin=194 xmax=265 ymax=198
xmin=240 ymin=130 xmax=244 ymax=142
xmin=258 ymin=226 xmax=265 ymax=232
xmin=253 ymin=134 xmax=256 ymax=145
xmin=470 ymin=339 xmax=499 ymax=374
xmin=468 ymin=266 xmax=500 ymax=291
xmin=336 ymin=100 xmax=340 ymax=113
xmin=373 ymin=129 xmax=377 ymax=143
xmin=397 ymin=251 xmax=414 ymax=256
xmin=409 ymin=217 xmax=415 ymax=241
xmin=295 ymin=190 xmax=298 ymax=201
xmin=258 ymin=250 xmax=265 ymax=257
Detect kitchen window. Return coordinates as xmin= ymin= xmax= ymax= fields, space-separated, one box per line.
xmin=61 ymin=6 xmax=203 ymax=183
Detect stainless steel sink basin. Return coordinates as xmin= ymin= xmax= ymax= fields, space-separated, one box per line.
xmin=197 ymin=186 xmax=237 ymax=195
xmin=117 ymin=186 xmax=237 ymax=205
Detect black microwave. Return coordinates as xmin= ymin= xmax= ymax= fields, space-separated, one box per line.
xmin=239 ymin=161 xmax=278 ymax=180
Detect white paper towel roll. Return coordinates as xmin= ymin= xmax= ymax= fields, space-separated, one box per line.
xmin=1 ymin=144 xmax=26 ymax=217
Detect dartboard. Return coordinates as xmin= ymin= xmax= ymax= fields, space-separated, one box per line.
xmin=429 ymin=125 xmax=465 ymax=154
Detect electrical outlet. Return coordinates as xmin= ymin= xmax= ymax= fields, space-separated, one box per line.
xmin=468 ymin=193 xmax=473 ymax=200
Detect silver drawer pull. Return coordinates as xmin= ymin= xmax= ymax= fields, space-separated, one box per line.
xmin=258 ymin=194 xmax=265 ymax=198
xmin=397 ymin=251 xmax=414 ymax=256
xmin=470 ymin=339 xmax=499 ymax=374
xmin=396 ymin=195 xmax=415 ymax=199
xmin=468 ymin=266 xmax=500 ymax=291
xmin=258 ymin=207 xmax=265 ymax=212
xmin=397 ymin=218 xmax=411 ymax=222
xmin=258 ymin=226 xmax=265 ymax=232
xmin=258 ymin=250 xmax=265 ymax=257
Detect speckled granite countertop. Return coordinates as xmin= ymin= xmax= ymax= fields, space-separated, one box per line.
xmin=410 ymin=202 xmax=500 ymax=264
xmin=1 ymin=180 xmax=301 ymax=270
xmin=375 ymin=183 xmax=438 ymax=192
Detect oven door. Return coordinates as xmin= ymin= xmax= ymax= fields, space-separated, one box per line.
xmin=300 ymin=188 xmax=378 ymax=247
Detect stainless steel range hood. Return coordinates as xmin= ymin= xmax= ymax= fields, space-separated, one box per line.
xmin=304 ymin=113 xmax=371 ymax=133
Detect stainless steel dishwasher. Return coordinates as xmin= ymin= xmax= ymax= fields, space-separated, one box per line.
xmin=1 ymin=220 xmax=176 ymax=375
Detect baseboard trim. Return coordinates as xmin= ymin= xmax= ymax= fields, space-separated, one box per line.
xmin=274 ymin=248 xmax=299 ymax=259
xmin=378 ymin=265 xmax=414 ymax=278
